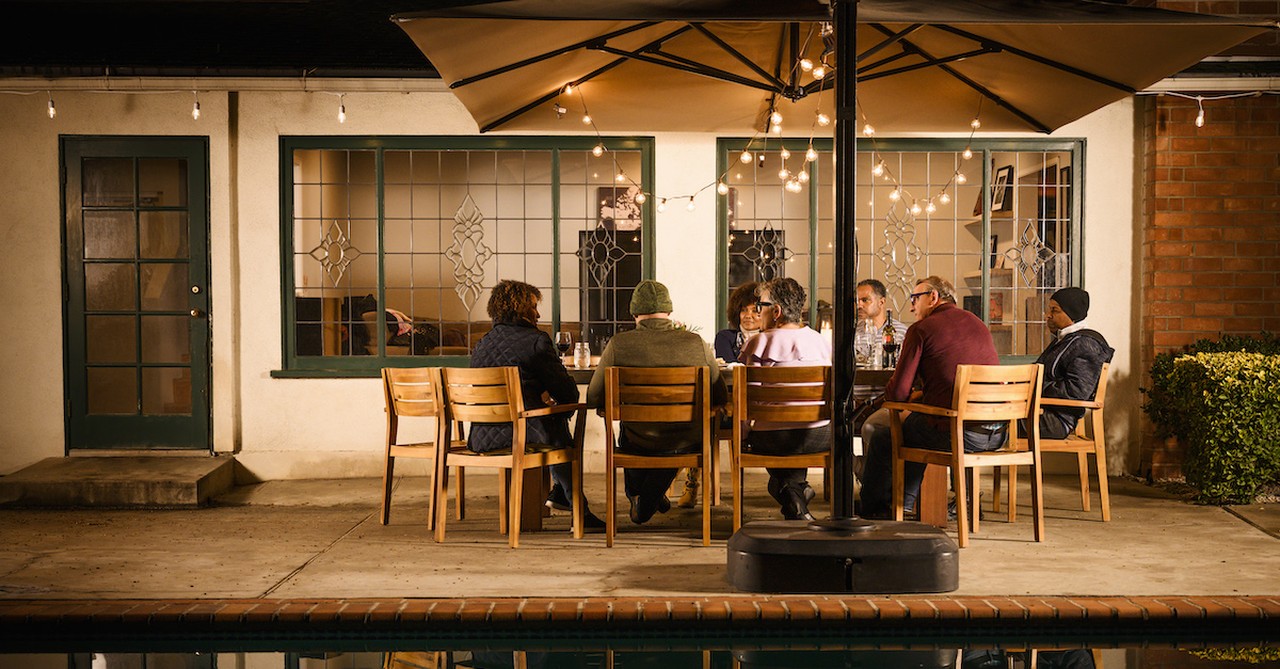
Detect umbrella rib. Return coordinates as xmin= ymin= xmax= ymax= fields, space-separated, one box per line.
xmin=478 ymin=58 xmax=629 ymax=133
xmin=869 ymin=24 xmax=1052 ymax=134
xmin=450 ymin=21 xmax=659 ymax=89
xmin=934 ymin=25 xmax=1135 ymax=93
xmin=690 ymin=23 xmax=787 ymax=90
xmin=857 ymin=24 xmax=924 ymax=64
xmin=858 ymin=47 xmax=996 ymax=83
xmin=593 ymin=44 xmax=780 ymax=93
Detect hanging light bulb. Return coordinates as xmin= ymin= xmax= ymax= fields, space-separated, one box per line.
xmin=634 ymin=192 xmax=647 ymax=204
xmin=785 ymin=179 xmax=803 ymax=193
xmin=797 ymin=170 xmax=809 ymax=183
xmin=910 ymin=202 xmax=923 ymax=215
xmin=862 ymin=123 xmax=875 ymax=136
xmin=582 ymin=114 xmax=592 ymax=125
xmin=592 ymin=144 xmax=605 ymax=157
xmin=657 ymin=198 xmax=668 ymax=213
xmin=563 ymin=83 xmax=574 ymax=95
xmin=925 ymin=200 xmax=937 ymax=213
xmin=770 ymin=123 xmax=782 ymax=135
xmin=939 ymin=192 xmax=951 ymax=204
xmin=955 ymin=172 xmax=968 ymax=185
xmin=871 ymin=161 xmax=884 ymax=177
xmin=191 ymin=91 xmax=201 ymax=120
xmin=800 ymin=58 xmax=814 ymax=72
xmin=970 ymin=117 xmax=982 ymax=130
xmin=1195 ymin=96 xmax=1206 ymax=128
xmin=888 ymin=189 xmax=901 ymax=201
xmin=336 ymin=94 xmax=347 ymax=123
xmin=962 ymin=147 xmax=973 ymax=160
xmin=816 ymin=112 xmax=830 ymax=126
xmin=770 ymin=111 xmax=784 ymax=125
xmin=778 ymin=168 xmax=791 ymax=180
xmin=686 ymin=198 xmax=697 ymax=212
xmin=805 ymin=147 xmax=819 ymax=162
xmin=615 ymin=172 xmax=626 ymax=182
xmin=740 ymin=150 xmax=753 ymax=164
xmin=46 ymin=92 xmax=56 ymax=119
xmin=812 ymin=65 xmax=826 ymax=79
xmin=717 ymin=181 xmax=730 ymax=195
xmin=779 ymin=148 xmax=791 ymax=159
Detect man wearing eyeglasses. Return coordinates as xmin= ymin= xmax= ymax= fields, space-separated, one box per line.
xmin=857 ymin=275 xmax=1002 ymax=520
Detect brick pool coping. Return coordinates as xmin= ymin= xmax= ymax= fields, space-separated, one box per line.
xmin=2 ymin=596 xmax=1277 ymax=638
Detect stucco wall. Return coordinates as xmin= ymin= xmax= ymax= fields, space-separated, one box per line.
xmin=0 ymin=83 xmax=1138 ymax=479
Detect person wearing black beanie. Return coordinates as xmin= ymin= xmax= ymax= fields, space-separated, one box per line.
xmin=1034 ymin=287 xmax=1114 ymax=440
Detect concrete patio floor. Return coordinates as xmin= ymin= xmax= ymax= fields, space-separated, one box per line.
xmin=0 ymin=473 xmax=1276 ymax=600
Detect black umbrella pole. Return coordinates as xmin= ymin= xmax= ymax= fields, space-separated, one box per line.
xmin=831 ymin=0 xmax=859 ymax=520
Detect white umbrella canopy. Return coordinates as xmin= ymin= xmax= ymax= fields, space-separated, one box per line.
xmin=394 ymin=0 xmax=1273 ymax=134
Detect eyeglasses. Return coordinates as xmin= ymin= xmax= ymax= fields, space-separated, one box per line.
xmin=756 ymin=301 xmax=774 ymax=308
xmin=908 ymin=290 xmax=934 ymax=303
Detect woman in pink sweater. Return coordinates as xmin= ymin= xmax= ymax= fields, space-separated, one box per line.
xmin=738 ymin=278 xmax=833 ymax=520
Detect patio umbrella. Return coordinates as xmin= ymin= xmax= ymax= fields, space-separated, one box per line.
xmin=393 ymin=0 xmax=1271 ymax=523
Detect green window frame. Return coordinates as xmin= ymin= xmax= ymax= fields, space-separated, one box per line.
xmin=716 ymin=137 xmax=1084 ymax=359
xmin=277 ymin=136 xmax=655 ymax=377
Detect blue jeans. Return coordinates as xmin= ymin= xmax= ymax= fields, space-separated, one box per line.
xmin=860 ymin=412 xmax=1007 ymax=518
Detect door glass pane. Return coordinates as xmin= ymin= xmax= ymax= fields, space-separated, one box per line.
xmin=86 ymin=316 xmax=136 ymax=363
xmin=140 ymin=212 xmax=189 ymax=258
xmin=87 ymin=367 xmax=137 ymax=414
xmin=143 ymin=367 xmax=191 ymax=415
xmin=141 ymin=315 xmax=189 ymax=364
xmin=84 ymin=211 xmax=136 ymax=259
xmin=82 ymin=158 xmax=134 ymax=207
xmin=138 ymin=158 xmax=188 ymax=207
xmin=85 ymin=263 xmax=137 ymax=311
xmin=141 ymin=264 xmax=188 ymax=311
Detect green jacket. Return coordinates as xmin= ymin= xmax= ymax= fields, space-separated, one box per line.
xmin=587 ymin=318 xmax=728 ymax=452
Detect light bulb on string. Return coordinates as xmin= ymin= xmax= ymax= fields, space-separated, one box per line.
xmin=46 ymin=92 xmax=56 ymax=119
xmin=1195 ymin=96 xmax=1206 ymax=127
xmin=740 ymin=150 xmax=753 ymax=164
xmin=962 ymin=147 xmax=973 ymax=160
xmin=582 ymin=114 xmax=592 ymax=125
xmin=686 ymin=198 xmax=697 ymax=212
xmin=615 ymin=173 xmax=626 ymax=182
xmin=563 ymin=83 xmax=574 ymax=95
xmin=970 ymin=118 xmax=982 ymax=130
xmin=955 ymin=173 xmax=967 ymax=185
xmin=910 ymin=202 xmax=923 ymax=215
xmin=805 ymin=148 xmax=819 ymax=162
xmin=797 ymin=170 xmax=810 ymax=184
xmin=871 ymin=161 xmax=884 ymax=177
xmin=862 ymin=123 xmax=875 ymax=136
xmin=191 ymin=91 xmax=200 ymax=120
xmin=888 ymin=189 xmax=901 ymax=201
xmin=657 ymin=198 xmax=667 ymax=213
xmin=800 ymin=58 xmax=814 ymax=71
xmin=769 ymin=111 xmax=784 ymax=125
xmin=785 ymin=179 xmax=803 ymax=193
xmin=816 ymin=112 xmax=830 ymax=126
xmin=717 ymin=181 xmax=730 ymax=195
xmin=925 ymin=201 xmax=937 ymax=214
xmin=634 ymin=192 xmax=647 ymax=204
xmin=592 ymin=144 xmax=605 ymax=157
xmin=939 ymin=192 xmax=951 ymax=204
xmin=770 ymin=123 xmax=782 ymax=135
xmin=779 ymin=148 xmax=791 ymax=160
xmin=812 ymin=65 xmax=826 ymax=79
xmin=337 ymin=95 xmax=346 ymax=124
xmin=778 ymin=168 xmax=790 ymax=180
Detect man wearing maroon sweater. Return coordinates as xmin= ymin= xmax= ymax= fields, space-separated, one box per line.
xmin=858 ymin=275 xmax=1005 ymax=520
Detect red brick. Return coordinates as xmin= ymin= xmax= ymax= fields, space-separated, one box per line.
xmin=813 ymin=598 xmax=851 ymax=621
xmin=780 ymin=599 xmax=819 ymax=621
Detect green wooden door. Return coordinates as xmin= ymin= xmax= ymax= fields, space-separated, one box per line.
xmin=62 ymin=137 xmax=210 ymax=450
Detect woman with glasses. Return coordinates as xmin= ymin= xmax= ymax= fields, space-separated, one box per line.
xmin=737 ymin=277 xmax=833 ymax=521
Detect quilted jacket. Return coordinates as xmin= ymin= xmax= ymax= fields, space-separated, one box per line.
xmin=467 ymin=320 xmax=579 ymax=453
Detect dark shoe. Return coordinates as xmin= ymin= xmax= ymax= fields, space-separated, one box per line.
xmin=579 ymin=511 xmax=606 ymax=534
xmin=545 ymin=484 xmax=571 ymax=512
xmin=781 ymin=484 xmax=817 ymax=521
xmin=656 ymin=495 xmax=672 ymax=515
xmin=947 ymin=498 xmax=986 ymax=522
xmin=628 ymin=495 xmax=656 ymax=525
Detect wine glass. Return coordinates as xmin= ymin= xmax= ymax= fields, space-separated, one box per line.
xmin=882 ymin=341 xmax=900 ymax=369
xmin=554 ymin=331 xmax=573 ymax=358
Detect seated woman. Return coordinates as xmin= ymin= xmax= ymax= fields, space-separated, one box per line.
xmin=737 ymin=277 xmax=833 ymax=521
xmin=713 ymin=281 xmax=762 ymax=362
xmin=468 ymin=280 xmax=604 ymax=532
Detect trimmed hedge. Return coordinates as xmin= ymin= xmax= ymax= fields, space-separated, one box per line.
xmin=1164 ymin=352 xmax=1280 ymax=504
xmin=1142 ymin=332 xmax=1280 ymax=438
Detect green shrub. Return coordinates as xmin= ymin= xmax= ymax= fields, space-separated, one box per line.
xmin=1166 ymin=352 xmax=1280 ymax=504
xmin=1141 ymin=332 xmax=1280 ymax=437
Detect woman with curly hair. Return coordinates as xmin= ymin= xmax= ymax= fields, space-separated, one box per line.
xmin=737 ymin=277 xmax=833 ymax=521
xmin=713 ymin=281 xmax=763 ymax=362
xmin=469 ymin=280 xmax=604 ymax=532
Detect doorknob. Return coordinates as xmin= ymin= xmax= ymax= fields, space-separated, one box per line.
xmin=190 ymin=308 xmax=204 ymax=318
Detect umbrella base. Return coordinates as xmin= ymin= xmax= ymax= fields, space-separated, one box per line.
xmin=726 ymin=519 xmax=958 ymax=594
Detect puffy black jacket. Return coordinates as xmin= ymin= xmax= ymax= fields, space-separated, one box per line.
xmin=467 ymin=321 xmax=579 ymax=453
xmin=1035 ymin=328 xmax=1114 ymax=437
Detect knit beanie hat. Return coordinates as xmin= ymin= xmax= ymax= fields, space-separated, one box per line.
xmin=630 ymin=280 xmax=673 ymax=316
xmin=1051 ymin=287 xmax=1089 ymax=323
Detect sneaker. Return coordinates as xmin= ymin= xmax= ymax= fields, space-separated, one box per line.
xmin=676 ymin=482 xmax=698 ymax=508
xmin=545 ymin=484 xmax=571 ymax=512
xmin=579 ymin=511 xmax=606 ymax=534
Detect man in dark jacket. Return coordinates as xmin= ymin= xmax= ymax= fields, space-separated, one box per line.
xmin=587 ymin=280 xmax=728 ymax=524
xmin=1036 ymin=287 xmax=1114 ymax=439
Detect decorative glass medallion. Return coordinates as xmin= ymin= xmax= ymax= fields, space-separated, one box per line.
xmin=1004 ymin=218 xmax=1056 ymax=286
xmin=308 ymin=220 xmax=363 ymax=286
xmin=874 ymin=209 xmax=923 ymax=299
xmin=741 ymin=223 xmax=793 ymax=281
xmin=576 ymin=224 xmax=628 ymax=287
xmin=444 ymin=194 xmax=493 ymax=312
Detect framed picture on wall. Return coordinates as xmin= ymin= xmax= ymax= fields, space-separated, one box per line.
xmin=991 ymin=165 xmax=1015 ymax=213
xmin=597 ymin=185 xmax=643 ymax=231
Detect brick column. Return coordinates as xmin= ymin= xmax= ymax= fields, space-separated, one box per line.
xmin=1139 ymin=93 xmax=1280 ymax=478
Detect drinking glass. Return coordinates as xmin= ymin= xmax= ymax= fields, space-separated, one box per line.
xmin=554 ymin=331 xmax=573 ymax=357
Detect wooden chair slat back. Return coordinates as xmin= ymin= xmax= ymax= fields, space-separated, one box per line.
xmin=1092 ymin=362 xmax=1111 ymax=405
xmin=954 ymin=364 xmax=1042 ymax=422
xmin=606 ymin=366 xmax=706 ymax=424
xmin=384 ymin=367 xmax=442 ymax=418
xmin=736 ymin=365 xmax=833 ymax=423
xmin=618 ymin=385 xmax=696 ymax=405
xmin=441 ymin=366 xmax=521 ymax=423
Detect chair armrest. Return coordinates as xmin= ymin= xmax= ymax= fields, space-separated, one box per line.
xmin=1041 ymin=397 xmax=1101 ymax=409
xmin=521 ymin=403 xmax=587 ymax=418
xmin=882 ymin=401 xmax=957 ymax=418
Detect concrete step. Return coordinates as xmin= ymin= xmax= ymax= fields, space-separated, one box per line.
xmin=0 ymin=455 xmax=235 ymax=508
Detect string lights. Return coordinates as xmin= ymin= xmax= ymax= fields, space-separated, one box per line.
xmin=191 ymin=90 xmax=201 ymax=120
xmin=46 ymin=91 xmax=55 ymax=119
xmin=336 ymin=93 xmax=346 ymax=123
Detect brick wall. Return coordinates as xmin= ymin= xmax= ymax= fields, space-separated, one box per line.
xmin=1149 ymin=1 xmax=1280 ymax=53
xmin=1139 ymin=92 xmax=1280 ymax=477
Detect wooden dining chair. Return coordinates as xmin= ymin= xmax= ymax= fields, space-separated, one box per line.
xmin=996 ymin=362 xmax=1112 ymax=522
xmin=885 ymin=363 xmax=1045 ymax=548
xmin=435 ymin=366 xmax=587 ymax=548
xmin=380 ymin=367 xmax=464 ymax=528
xmin=729 ymin=364 xmax=833 ymax=532
xmin=603 ymin=366 xmax=714 ymax=547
